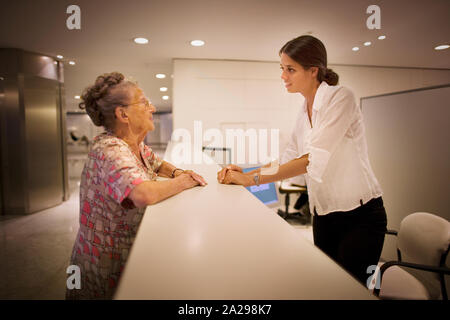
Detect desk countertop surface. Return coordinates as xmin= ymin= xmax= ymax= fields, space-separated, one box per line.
xmin=114 ymin=147 xmax=376 ymax=300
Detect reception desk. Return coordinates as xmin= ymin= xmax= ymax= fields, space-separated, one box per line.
xmin=114 ymin=147 xmax=376 ymax=300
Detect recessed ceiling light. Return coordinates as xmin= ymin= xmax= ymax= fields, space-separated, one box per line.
xmin=74 ymin=95 xmax=80 ymax=99
xmin=134 ymin=37 xmax=149 ymax=44
xmin=352 ymin=47 xmax=359 ymax=52
xmin=190 ymin=40 xmax=205 ymax=47
xmin=57 ymin=55 xmax=63 ymax=59
xmin=378 ymin=35 xmax=386 ymax=40
xmin=162 ymin=96 xmax=169 ymax=100
xmin=69 ymin=61 xmax=75 ymax=65
xmin=364 ymin=41 xmax=371 ymax=46
xmin=160 ymin=87 xmax=168 ymax=92
xmin=156 ymin=74 xmax=166 ymax=79
xmin=434 ymin=44 xmax=449 ymax=50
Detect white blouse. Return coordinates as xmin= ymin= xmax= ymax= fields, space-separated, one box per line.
xmin=282 ymin=81 xmax=383 ymax=216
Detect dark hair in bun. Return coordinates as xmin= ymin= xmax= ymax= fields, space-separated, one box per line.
xmin=279 ymin=35 xmax=339 ymax=86
xmin=79 ymin=72 xmax=137 ymax=130
xmin=323 ymin=68 xmax=339 ymax=86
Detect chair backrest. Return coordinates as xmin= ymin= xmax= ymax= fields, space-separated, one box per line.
xmin=397 ymin=212 xmax=450 ymax=280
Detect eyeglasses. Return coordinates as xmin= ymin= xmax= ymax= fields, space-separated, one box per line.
xmin=123 ymin=97 xmax=152 ymax=109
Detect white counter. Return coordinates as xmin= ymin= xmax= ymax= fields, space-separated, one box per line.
xmin=114 ymin=147 xmax=376 ymax=300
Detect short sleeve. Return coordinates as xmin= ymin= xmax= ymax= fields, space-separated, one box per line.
xmin=306 ymin=87 xmax=357 ymax=183
xmin=102 ymin=144 xmax=151 ymax=205
xmin=142 ymin=144 xmax=163 ymax=173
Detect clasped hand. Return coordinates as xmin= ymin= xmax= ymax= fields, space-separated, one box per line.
xmin=217 ymin=165 xmax=253 ymax=186
xmin=180 ymin=170 xmax=207 ymax=186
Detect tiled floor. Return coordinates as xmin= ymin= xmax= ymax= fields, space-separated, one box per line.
xmin=0 ymin=180 xmax=313 ymax=300
xmin=0 ymin=180 xmax=80 ymax=300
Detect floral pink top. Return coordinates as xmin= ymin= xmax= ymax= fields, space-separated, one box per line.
xmin=66 ymin=132 xmax=163 ymax=299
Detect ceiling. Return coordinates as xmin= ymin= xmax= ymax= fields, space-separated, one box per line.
xmin=1 ymin=0 xmax=449 ymax=112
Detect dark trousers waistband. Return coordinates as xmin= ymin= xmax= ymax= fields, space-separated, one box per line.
xmin=314 ymin=197 xmax=384 ymax=217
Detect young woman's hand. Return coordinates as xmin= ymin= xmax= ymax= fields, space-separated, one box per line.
xmin=217 ymin=164 xmax=243 ymax=183
xmin=220 ymin=170 xmax=253 ymax=186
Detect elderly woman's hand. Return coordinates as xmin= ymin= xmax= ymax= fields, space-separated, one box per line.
xmin=175 ymin=173 xmax=200 ymax=190
xmin=183 ymin=170 xmax=207 ymax=186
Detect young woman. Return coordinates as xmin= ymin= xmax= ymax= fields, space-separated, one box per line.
xmin=217 ymin=35 xmax=387 ymax=286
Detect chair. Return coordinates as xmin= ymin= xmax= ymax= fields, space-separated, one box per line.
xmin=277 ymin=180 xmax=311 ymax=225
xmin=374 ymin=212 xmax=450 ymax=300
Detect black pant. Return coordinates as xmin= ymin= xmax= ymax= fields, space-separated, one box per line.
xmin=312 ymin=197 xmax=387 ymax=286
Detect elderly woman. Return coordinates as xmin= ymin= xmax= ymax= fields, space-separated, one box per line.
xmin=66 ymin=72 xmax=206 ymax=299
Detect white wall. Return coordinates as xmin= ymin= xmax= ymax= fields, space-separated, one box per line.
xmin=173 ymin=59 xmax=303 ymax=166
xmin=331 ymin=64 xmax=450 ymax=105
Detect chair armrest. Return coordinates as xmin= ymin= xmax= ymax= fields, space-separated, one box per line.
xmin=380 ymin=260 xmax=450 ymax=276
xmin=279 ymin=181 xmax=307 ymax=193
xmin=385 ymin=229 xmax=398 ymax=236
xmin=374 ymin=260 xmax=450 ymax=297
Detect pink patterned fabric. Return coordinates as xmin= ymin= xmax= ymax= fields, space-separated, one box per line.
xmin=66 ymin=132 xmax=162 ymax=299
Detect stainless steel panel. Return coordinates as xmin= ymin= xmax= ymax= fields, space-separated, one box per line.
xmin=0 ymin=48 xmax=67 ymax=214
xmin=23 ymin=75 xmax=63 ymax=213
xmin=0 ymin=75 xmax=4 ymax=214
xmin=58 ymin=82 xmax=69 ymax=201
xmin=0 ymin=49 xmax=59 ymax=81
xmin=0 ymin=75 xmax=27 ymax=214
xmin=21 ymin=51 xmax=59 ymax=81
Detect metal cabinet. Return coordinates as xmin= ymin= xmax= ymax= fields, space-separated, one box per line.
xmin=0 ymin=49 xmax=69 ymax=214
